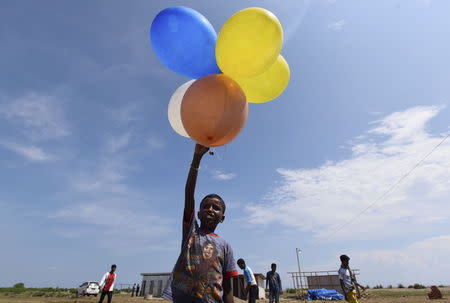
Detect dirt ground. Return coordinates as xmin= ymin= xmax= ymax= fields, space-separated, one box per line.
xmin=1 ymin=290 xmax=449 ymax=303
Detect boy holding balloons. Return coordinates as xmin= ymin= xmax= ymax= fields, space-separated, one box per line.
xmin=162 ymin=144 xmax=239 ymax=303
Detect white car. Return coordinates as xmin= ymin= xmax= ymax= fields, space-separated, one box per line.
xmin=77 ymin=281 xmax=100 ymax=296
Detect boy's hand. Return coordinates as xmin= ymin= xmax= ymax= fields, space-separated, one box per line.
xmin=194 ymin=143 xmax=210 ymax=157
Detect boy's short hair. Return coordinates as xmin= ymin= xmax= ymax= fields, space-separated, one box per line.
xmin=237 ymin=258 xmax=245 ymax=265
xmin=271 ymin=263 xmax=277 ymax=267
xmin=200 ymin=194 xmax=226 ymax=213
xmin=111 ymin=264 xmax=117 ymax=268
xmin=340 ymin=255 xmax=350 ymax=262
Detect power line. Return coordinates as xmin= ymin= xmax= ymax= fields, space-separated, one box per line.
xmin=321 ymin=131 xmax=450 ymax=241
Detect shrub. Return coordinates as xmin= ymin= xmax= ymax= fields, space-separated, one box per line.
xmin=373 ymin=284 xmax=384 ymax=289
xmin=438 ymin=285 xmax=445 ymax=287
xmin=408 ymin=285 xmax=414 ymax=289
xmin=388 ymin=285 xmax=393 ymax=289
xmin=413 ymin=283 xmax=426 ymax=289
xmin=365 ymin=285 xmax=370 ymax=289
xmin=398 ymin=284 xmax=405 ymax=288
xmin=13 ymin=283 xmax=24 ymax=289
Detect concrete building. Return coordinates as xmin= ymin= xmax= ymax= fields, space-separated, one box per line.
xmin=140 ymin=272 xmax=171 ymax=298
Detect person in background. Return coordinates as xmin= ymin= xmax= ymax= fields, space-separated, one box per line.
xmin=135 ymin=283 xmax=140 ymax=297
xmin=99 ymin=264 xmax=117 ymax=303
xmin=237 ymin=259 xmax=258 ymax=303
xmin=266 ymin=263 xmax=282 ymax=303
xmin=131 ymin=283 xmax=136 ymax=297
xmin=339 ymin=255 xmax=365 ymax=303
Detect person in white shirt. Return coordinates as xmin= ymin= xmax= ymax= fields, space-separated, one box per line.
xmin=99 ymin=264 xmax=117 ymax=303
xmin=338 ymin=255 xmax=364 ymax=303
xmin=237 ymin=259 xmax=258 ymax=303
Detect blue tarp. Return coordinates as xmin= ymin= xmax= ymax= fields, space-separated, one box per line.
xmin=307 ymin=288 xmax=344 ymax=300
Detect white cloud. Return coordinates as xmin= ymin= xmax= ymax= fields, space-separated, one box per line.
xmin=0 ymin=92 xmax=69 ymax=141
xmin=0 ymin=141 xmax=54 ymax=162
xmin=49 ymin=200 xmax=173 ymax=253
xmin=247 ymin=106 xmax=450 ymax=241
xmin=328 ymin=20 xmax=346 ymax=32
xmin=147 ymin=136 xmax=164 ymax=149
xmin=106 ymin=133 xmax=131 ymax=153
xmin=354 ymin=235 xmax=450 ymax=285
xmin=71 ymin=157 xmax=130 ymax=194
xmin=105 ymin=103 xmax=139 ymax=125
xmin=212 ymin=170 xmax=237 ymax=181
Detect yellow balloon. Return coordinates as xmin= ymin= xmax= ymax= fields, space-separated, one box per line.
xmin=236 ymin=55 xmax=290 ymax=103
xmin=216 ymin=7 xmax=283 ymax=78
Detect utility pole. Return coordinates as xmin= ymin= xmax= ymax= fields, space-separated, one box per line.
xmin=296 ymin=248 xmax=304 ymax=299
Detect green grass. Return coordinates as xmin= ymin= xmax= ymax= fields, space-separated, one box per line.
xmin=0 ymin=287 xmax=77 ymax=298
xmin=0 ymin=287 xmax=131 ymax=299
xmin=366 ymin=287 xmax=450 ymax=298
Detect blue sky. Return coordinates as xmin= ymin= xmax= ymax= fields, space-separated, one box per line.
xmin=1 ymin=0 xmax=450 ymax=289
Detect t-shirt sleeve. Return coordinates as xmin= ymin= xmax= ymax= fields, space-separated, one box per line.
xmin=243 ymin=268 xmax=251 ymax=282
xmin=338 ymin=268 xmax=345 ymax=280
xmin=222 ymin=242 xmax=239 ymax=278
xmin=245 ymin=266 xmax=254 ymax=283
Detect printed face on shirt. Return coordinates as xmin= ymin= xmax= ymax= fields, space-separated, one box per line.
xmin=202 ymin=242 xmax=215 ymax=259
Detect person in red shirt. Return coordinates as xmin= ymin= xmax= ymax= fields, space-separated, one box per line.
xmin=99 ymin=264 xmax=117 ymax=303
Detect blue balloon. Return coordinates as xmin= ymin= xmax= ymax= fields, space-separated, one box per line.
xmin=150 ymin=6 xmax=220 ymax=79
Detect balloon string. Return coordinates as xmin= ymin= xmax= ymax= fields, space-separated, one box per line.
xmin=208 ymin=146 xmax=227 ymax=160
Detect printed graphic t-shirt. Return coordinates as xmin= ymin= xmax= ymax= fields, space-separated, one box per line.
xmin=266 ymin=271 xmax=282 ymax=292
xmin=162 ymin=213 xmax=239 ymax=303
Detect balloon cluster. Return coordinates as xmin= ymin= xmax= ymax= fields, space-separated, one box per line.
xmin=151 ymin=6 xmax=290 ymax=147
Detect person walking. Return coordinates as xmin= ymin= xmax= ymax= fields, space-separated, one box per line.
xmin=99 ymin=264 xmax=117 ymax=303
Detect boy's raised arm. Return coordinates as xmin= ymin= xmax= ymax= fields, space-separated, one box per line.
xmin=184 ymin=143 xmax=209 ymax=222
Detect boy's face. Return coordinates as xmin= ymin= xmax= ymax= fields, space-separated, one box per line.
xmin=342 ymin=260 xmax=349 ymax=268
xmin=237 ymin=261 xmax=245 ymax=269
xmin=271 ymin=264 xmax=276 ymax=272
xmin=198 ymin=197 xmax=225 ymax=229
